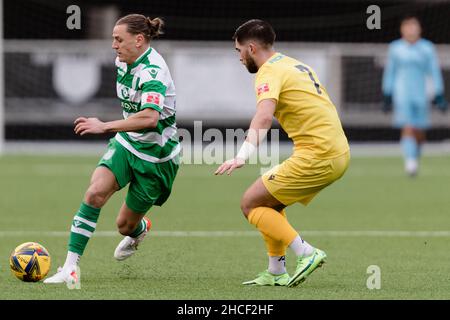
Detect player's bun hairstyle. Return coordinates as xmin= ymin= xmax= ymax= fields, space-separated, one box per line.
xmin=116 ymin=14 xmax=164 ymax=41
xmin=232 ymin=19 xmax=276 ymax=47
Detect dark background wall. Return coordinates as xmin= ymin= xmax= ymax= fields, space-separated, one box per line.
xmin=3 ymin=0 xmax=450 ymax=141
xmin=4 ymin=0 xmax=450 ymax=43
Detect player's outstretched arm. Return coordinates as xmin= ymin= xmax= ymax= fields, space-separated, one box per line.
xmin=74 ymin=108 xmax=159 ymax=136
xmin=215 ymin=99 xmax=276 ymax=176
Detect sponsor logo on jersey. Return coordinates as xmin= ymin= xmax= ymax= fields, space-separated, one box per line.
xmin=121 ymin=87 xmax=130 ymax=99
xmin=117 ymin=67 xmax=125 ymax=77
xmin=257 ymin=83 xmax=270 ymax=96
xmin=122 ymin=101 xmax=139 ymax=113
xmin=146 ymin=92 xmax=161 ymax=106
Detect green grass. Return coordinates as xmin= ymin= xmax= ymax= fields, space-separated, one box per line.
xmin=0 ymin=155 xmax=449 ymax=299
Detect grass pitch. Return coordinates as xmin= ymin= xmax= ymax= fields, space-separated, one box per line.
xmin=0 ymin=154 xmax=449 ymax=299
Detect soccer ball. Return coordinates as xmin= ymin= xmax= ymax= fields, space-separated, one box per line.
xmin=9 ymin=242 xmax=51 ymax=282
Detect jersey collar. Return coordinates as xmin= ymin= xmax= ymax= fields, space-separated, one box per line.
xmin=129 ymin=46 xmax=152 ymax=69
xmin=258 ymin=52 xmax=282 ymax=73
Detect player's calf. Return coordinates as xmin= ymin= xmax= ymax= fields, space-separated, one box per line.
xmin=114 ymin=217 xmax=152 ymax=261
xmin=117 ymin=219 xmax=140 ymax=236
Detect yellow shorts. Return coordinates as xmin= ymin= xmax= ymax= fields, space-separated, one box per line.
xmin=262 ymin=150 xmax=350 ymax=206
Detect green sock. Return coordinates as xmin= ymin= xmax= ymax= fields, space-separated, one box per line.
xmin=129 ymin=219 xmax=147 ymax=238
xmin=68 ymin=202 xmax=101 ymax=255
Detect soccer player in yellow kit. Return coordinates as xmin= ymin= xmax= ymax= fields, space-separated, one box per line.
xmin=215 ymin=19 xmax=350 ymax=287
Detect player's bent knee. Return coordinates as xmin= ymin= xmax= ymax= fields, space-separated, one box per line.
xmin=84 ymin=186 xmax=108 ymax=208
xmin=240 ymin=198 xmax=254 ymax=218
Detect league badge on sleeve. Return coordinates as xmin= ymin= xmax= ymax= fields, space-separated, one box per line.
xmin=145 ymin=92 xmax=162 ymax=106
xmin=257 ymin=83 xmax=270 ymax=96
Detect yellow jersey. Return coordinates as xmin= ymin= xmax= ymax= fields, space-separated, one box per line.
xmin=255 ymin=52 xmax=349 ymax=159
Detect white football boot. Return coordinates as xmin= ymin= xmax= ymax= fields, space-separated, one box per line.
xmin=405 ymin=158 xmax=418 ymax=177
xmin=44 ymin=265 xmax=80 ymax=288
xmin=114 ymin=217 xmax=152 ymax=261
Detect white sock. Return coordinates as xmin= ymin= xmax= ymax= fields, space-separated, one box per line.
xmin=289 ymin=236 xmax=314 ymax=257
xmin=63 ymin=251 xmax=80 ymax=269
xmin=268 ymin=255 xmax=286 ymax=275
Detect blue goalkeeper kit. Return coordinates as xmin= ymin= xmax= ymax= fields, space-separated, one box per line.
xmin=382 ymin=38 xmax=444 ymax=129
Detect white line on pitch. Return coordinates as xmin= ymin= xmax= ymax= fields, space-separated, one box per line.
xmin=1 ymin=230 xmax=450 ymax=237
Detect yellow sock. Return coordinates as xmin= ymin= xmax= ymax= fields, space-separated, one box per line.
xmin=248 ymin=207 xmax=298 ymax=247
xmin=261 ymin=210 xmax=288 ymax=256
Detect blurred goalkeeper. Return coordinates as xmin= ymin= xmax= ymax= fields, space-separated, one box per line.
xmin=382 ymin=15 xmax=447 ymax=177
xmin=215 ymin=20 xmax=350 ymax=287
xmin=45 ymin=14 xmax=179 ymax=285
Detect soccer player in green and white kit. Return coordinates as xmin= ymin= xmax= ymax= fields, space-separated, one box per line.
xmin=45 ymin=14 xmax=179 ymax=285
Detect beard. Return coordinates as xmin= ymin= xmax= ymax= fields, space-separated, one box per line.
xmin=244 ymin=56 xmax=258 ymax=74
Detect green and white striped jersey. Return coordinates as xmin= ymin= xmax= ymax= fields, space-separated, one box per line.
xmin=115 ymin=46 xmax=180 ymax=163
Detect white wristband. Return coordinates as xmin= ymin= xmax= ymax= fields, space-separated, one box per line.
xmin=236 ymin=141 xmax=256 ymax=161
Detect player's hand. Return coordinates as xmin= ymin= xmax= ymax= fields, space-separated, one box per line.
xmin=432 ymin=94 xmax=448 ymax=113
xmin=382 ymin=95 xmax=392 ymax=113
xmin=74 ymin=117 xmax=107 ymax=136
xmin=214 ymin=158 xmax=245 ymax=176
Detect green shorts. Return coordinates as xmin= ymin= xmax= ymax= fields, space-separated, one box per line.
xmin=98 ymin=138 xmax=179 ymax=213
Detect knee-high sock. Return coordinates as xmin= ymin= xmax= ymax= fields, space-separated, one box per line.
xmin=401 ymin=136 xmax=418 ymax=161
xmin=260 ymin=210 xmax=288 ymax=257
xmin=261 ymin=210 xmax=288 ymax=274
xmin=248 ymin=207 xmax=298 ymax=247
xmin=68 ymin=202 xmax=100 ymax=257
